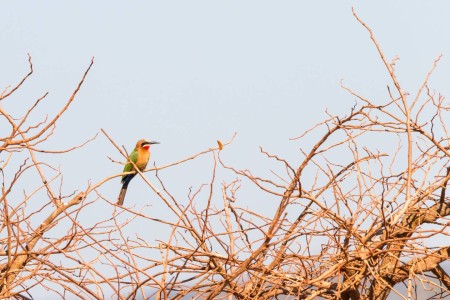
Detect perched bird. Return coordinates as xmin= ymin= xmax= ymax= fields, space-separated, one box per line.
xmin=117 ymin=139 xmax=159 ymax=205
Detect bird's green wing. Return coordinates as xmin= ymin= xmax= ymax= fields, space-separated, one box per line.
xmin=123 ymin=149 xmax=139 ymax=173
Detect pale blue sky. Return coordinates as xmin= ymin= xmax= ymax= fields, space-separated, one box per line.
xmin=1 ymin=1 xmax=450 ymax=299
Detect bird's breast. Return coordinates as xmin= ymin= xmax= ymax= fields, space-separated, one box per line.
xmin=136 ymin=149 xmax=151 ymax=170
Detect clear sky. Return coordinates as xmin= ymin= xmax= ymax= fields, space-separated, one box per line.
xmin=1 ymin=1 xmax=450 ymax=299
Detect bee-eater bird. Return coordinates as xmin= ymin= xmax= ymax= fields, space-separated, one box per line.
xmin=117 ymin=139 xmax=159 ymax=205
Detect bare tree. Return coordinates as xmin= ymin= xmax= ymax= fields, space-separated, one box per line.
xmin=2 ymin=10 xmax=450 ymax=300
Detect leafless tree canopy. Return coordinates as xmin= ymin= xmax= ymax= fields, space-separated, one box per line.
xmin=2 ymin=12 xmax=450 ymax=300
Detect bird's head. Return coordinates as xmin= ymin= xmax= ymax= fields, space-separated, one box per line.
xmin=137 ymin=139 xmax=160 ymax=151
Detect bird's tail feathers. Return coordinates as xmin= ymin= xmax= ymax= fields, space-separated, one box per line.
xmin=117 ymin=187 xmax=128 ymax=206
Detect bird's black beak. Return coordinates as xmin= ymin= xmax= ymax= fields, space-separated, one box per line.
xmin=149 ymin=141 xmax=160 ymax=145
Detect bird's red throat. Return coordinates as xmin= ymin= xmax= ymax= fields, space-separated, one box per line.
xmin=143 ymin=145 xmax=151 ymax=150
